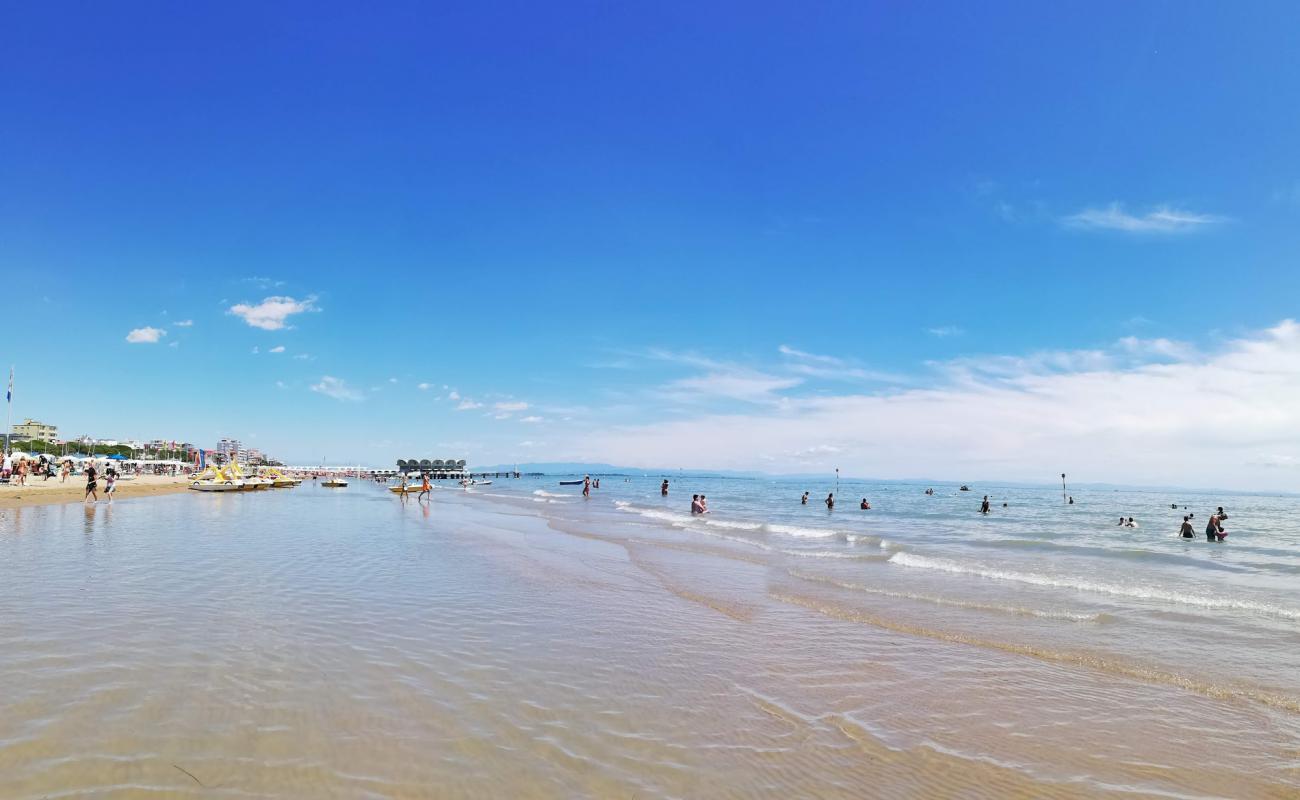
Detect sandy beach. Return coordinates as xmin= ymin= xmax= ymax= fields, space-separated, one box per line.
xmin=0 ymin=474 xmax=191 ymax=509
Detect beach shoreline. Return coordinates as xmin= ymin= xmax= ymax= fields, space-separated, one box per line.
xmin=0 ymin=474 xmax=192 ymax=509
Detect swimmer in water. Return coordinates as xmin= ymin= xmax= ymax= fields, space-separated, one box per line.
xmin=825 ymin=493 xmax=835 ymax=510
xmin=801 ymin=491 xmax=809 ymax=505
xmin=1205 ymin=513 xmax=1225 ymax=541
xmin=661 ymin=479 xmax=669 ymax=496
xmin=1179 ymin=516 xmax=1194 ymax=539
xmin=980 ymin=495 xmax=990 ymax=515
xmin=859 ymin=498 xmax=870 ymax=510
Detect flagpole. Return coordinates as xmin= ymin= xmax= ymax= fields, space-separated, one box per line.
xmin=4 ymin=366 xmax=12 ymax=456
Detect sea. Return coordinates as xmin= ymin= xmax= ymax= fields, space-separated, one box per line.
xmin=1 ymin=474 xmax=1297 ymax=797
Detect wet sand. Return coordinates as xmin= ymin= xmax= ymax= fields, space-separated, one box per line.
xmin=1 ymin=481 xmax=1297 ymax=798
xmin=0 ymin=474 xmax=191 ymax=509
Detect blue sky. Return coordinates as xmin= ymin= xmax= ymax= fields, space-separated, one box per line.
xmin=5 ymin=2 xmax=1300 ymax=487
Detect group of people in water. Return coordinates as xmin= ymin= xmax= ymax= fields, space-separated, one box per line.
xmin=796 ymin=491 xmax=872 ymax=510
xmin=1177 ymin=507 xmax=1229 ymax=541
xmin=658 ymin=480 xmax=1236 ymax=543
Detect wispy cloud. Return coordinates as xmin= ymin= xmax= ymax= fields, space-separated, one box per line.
xmin=456 ymin=398 xmax=483 ymax=411
xmin=417 ymin=382 xmax=431 ymax=390
xmin=778 ymin=345 xmax=908 ymax=384
xmin=494 ymin=401 xmax=529 ymax=412
xmin=1062 ymin=203 xmax=1226 ymax=233
xmin=520 ymin=415 xmax=543 ymax=423
xmin=927 ymin=326 xmax=965 ymax=338
xmin=126 ymin=326 xmax=166 ymax=344
xmin=228 ymin=295 xmax=319 ymax=330
xmin=310 ymin=375 xmax=364 ymax=402
xmin=269 ymin=345 xmax=286 ymax=354
xmin=174 ymin=319 xmax=193 ymax=328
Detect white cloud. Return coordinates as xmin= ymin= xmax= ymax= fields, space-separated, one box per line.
xmin=417 ymin=382 xmax=431 ymax=390
xmin=168 ymin=341 xmax=180 ymax=348
xmin=927 ymin=326 xmax=965 ymax=338
xmin=126 ymin=326 xmax=166 ymax=344
xmin=1117 ymin=336 xmax=1196 ymax=361
xmin=778 ymin=345 xmax=908 ymax=384
xmin=293 ymin=353 xmax=311 ymax=360
xmin=456 ymin=399 xmax=483 ymax=411
xmin=174 ymin=319 xmax=193 ymax=327
xmin=576 ymin=321 xmax=1300 ymax=491
xmin=269 ymin=345 xmax=286 ymax=354
xmin=666 ymin=371 xmax=802 ymax=403
xmin=310 ymin=375 xmax=364 ymax=402
xmin=388 ymin=377 xmax=398 ymax=384
xmin=227 ymin=295 xmax=318 ymax=330
xmin=1063 ymin=203 xmax=1225 ymax=233
xmin=494 ymin=401 xmax=529 ymax=412
xmin=448 ymin=390 xmax=461 ymax=401
xmin=520 ymin=416 xmax=543 ymax=423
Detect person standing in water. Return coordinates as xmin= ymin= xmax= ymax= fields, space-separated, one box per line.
xmin=980 ymin=495 xmax=991 ymax=515
xmin=418 ymin=472 xmax=431 ymax=503
xmin=690 ymin=494 xmax=703 ymax=514
xmin=661 ymin=479 xmax=669 ymax=496
xmin=801 ymin=492 xmax=809 ymax=505
xmin=582 ymin=475 xmax=591 ymax=498
xmin=1179 ymin=516 xmax=1195 ymax=538
xmin=825 ymin=493 xmax=835 ymax=510
xmin=103 ymin=468 xmax=116 ymax=503
xmin=1205 ymin=513 xmax=1225 ymax=541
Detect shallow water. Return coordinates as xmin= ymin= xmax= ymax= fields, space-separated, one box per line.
xmin=1 ymin=478 xmax=1297 ymax=798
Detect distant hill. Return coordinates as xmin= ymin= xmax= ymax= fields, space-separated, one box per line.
xmin=469 ymin=462 xmax=767 ymax=478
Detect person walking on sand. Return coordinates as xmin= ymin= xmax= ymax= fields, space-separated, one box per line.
xmin=418 ymin=472 xmax=431 ymax=503
xmin=1179 ymin=516 xmax=1194 ymax=539
xmin=84 ymin=462 xmax=99 ymax=503
xmin=60 ymin=460 xmax=70 ymax=483
xmin=825 ymin=493 xmax=835 ymax=510
xmin=980 ymin=495 xmax=991 ymax=515
xmin=583 ymin=475 xmax=591 ymax=498
xmin=661 ymin=479 xmax=669 ymax=496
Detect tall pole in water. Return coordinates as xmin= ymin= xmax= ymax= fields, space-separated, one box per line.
xmin=835 ymin=467 xmax=840 ymax=499
xmin=1061 ymin=473 xmax=1067 ymax=504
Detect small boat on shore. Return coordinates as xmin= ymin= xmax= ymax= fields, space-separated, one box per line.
xmin=322 ymin=478 xmax=348 ymax=488
xmin=388 ymin=484 xmax=421 ymax=494
xmin=558 ymin=479 xmax=584 ymax=486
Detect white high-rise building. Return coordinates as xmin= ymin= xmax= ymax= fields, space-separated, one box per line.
xmin=216 ymin=438 xmax=242 ymax=462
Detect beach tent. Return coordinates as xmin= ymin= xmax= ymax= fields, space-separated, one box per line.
xmin=107 ymin=454 xmax=127 ymax=460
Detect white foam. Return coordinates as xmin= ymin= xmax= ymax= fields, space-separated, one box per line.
xmin=533 ymin=490 xmax=573 ymax=498
xmin=705 ymin=518 xmax=763 ymax=531
xmin=765 ymin=523 xmax=839 ymax=539
xmin=888 ymin=552 xmax=1300 ymax=621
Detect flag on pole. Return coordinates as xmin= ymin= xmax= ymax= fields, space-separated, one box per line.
xmin=5 ymin=366 xmax=11 ymax=403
